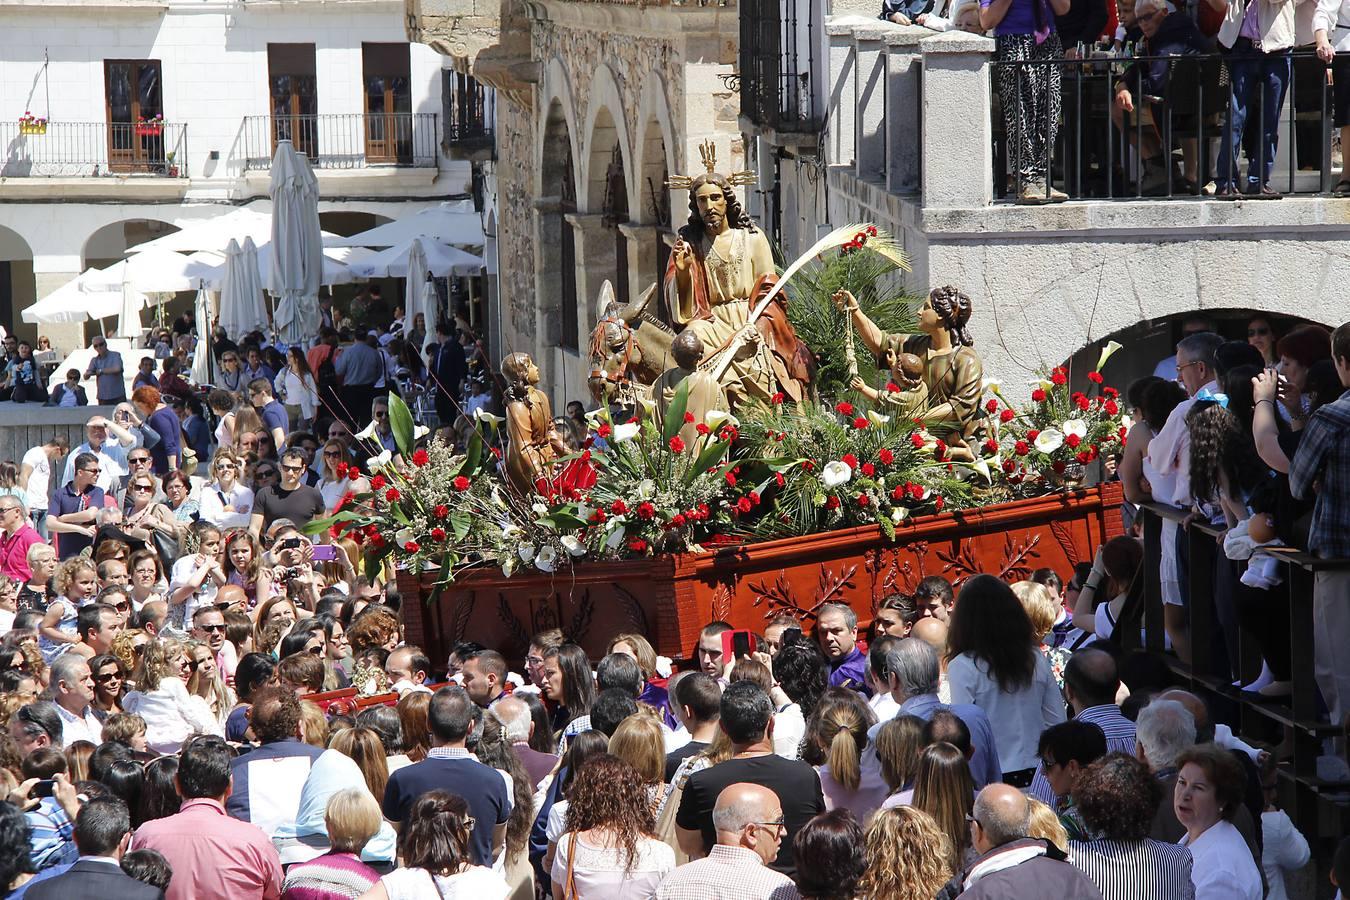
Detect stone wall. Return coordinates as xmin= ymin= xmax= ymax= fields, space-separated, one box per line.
xmin=496 ymin=99 xmax=539 ymax=350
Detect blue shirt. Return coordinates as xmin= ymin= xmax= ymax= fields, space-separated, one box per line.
xmin=382 ymin=749 xmax=511 ymax=867
xmin=50 ymin=483 xmax=106 ymax=559
xmin=871 ymin=692 xmax=1004 ymax=789
xmin=86 ymin=351 xmax=126 ymax=402
xmin=146 ymin=407 xmax=181 ymax=474
xmin=259 ymin=400 xmax=289 ymax=441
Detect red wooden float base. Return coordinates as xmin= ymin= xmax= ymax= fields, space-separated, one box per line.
xmin=396 ymin=482 xmax=1126 ymax=666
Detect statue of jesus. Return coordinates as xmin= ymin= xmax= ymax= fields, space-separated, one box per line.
xmin=663 ymin=144 xmax=812 ymax=406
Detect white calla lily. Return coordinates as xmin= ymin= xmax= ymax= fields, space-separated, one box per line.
xmin=637 ymin=480 xmax=656 ymax=501
xmin=705 ymin=410 xmax=738 ymax=429
xmin=535 ymin=545 xmax=558 ymax=572
xmin=354 ymin=419 xmax=379 ymax=441
xmin=891 ymin=507 xmax=909 ymax=524
xmin=867 ymin=410 xmax=890 ymax=426
xmin=502 ymin=556 xmax=516 ymax=577
xmin=605 ymin=526 xmax=628 ymax=550
xmin=1029 ymin=377 xmax=1054 ymax=392
xmin=394 ymin=528 xmax=415 ymax=548
xmin=518 ymin=545 xmax=536 ymax=563
xmin=971 ymin=457 xmax=993 ymax=483
xmin=1061 ymin=419 xmax=1088 ymax=439
xmin=612 ymin=422 xmax=640 ymax=442
xmin=1095 ymin=340 xmax=1124 ymax=372
xmin=366 ymin=449 xmax=392 ymax=471
xmin=1035 ymin=429 xmax=1064 ymax=453
xmin=981 ymin=376 xmax=1005 ymax=398
xmin=413 ymin=424 xmax=430 ymax=440
xmin=560 ymin=535 xmax=587 ymax=557
xmin=532 ymin=502 xmax=548 ymax=516
xmin=472 ymin=408 xmax=505 ymax=426
xmin=821 ymin=460 xmax=853 ymax=488
xmin=637 ymin=394 xmax=657 ymax=417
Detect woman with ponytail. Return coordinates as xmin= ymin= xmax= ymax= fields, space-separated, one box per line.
xmin=801 ymin=687 xmax=888 ymax=822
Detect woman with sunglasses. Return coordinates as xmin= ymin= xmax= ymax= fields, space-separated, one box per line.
xmin=89 ymin=652 xmax=127 ymax=720
xmin=185 ymin=638 xmax=234 ymax=723
xmin=1246 ymin=316 xmax=1278 ymax=367
xmin=110 ymin=629 xmax=151 ymax=691
xmin=199 ymin=451 xmax=254 ymax=530
xmin=318 ymin=438 xmax=369 ymax=514
xmin=122 ymin=638 xmax=223 ymax=753
xmin=0 ymin=575 xmax=17 ymax=634
xmin=217 ymin=351 xmax=247 ymax=394
xmin=120 ymin=471 xmax=182 ymax=550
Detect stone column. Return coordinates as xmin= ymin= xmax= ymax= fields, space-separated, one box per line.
xmin=853 ymin=26 xmax=889 ymax=183
xmin=827 ymin=21 xmax=859 ymax=167
xmin=31 ymin=269 xmax=85 ymax=354
xmin=533 ymin=196 xmax=566 ymax=352
xmin=919 ymin=31 xmax=995 ymax=208
xmin=884 ymin=26 xmax=929 ymax=195
xmin=564 ymin=212 xmax=617 ymax=345
xmin=618 ymin=222 xmax=660 ymax=305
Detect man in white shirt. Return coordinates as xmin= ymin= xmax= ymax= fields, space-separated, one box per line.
xmin=47 ymin=653 xmax=103 ymax=747
xmin=20 ymin=436 xmax=69 ymax=538
xmin=62 ymin=416 xmax=136 ymax=494
xmin=1146 ymin=330 xmax=1224 ymax=664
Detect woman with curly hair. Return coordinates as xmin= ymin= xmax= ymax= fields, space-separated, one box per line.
xmin=801 ymin=687 xmax=886 ymax=821
xmin=1069 ymin=752 xmax=1195 ymax=900
xmin=347 ymin=606 xmax=402 ymax=655
xmin=912 ymin=741 xmax=976 ymax=872
xmin=793 ymin=808 xmax=866 ymax=900
xmin=109 ymin=629 xmax=151 ymax=690
xmin=360 ymin=789 xmax=508 ymax=899
xmin=946 ymin=574 xmax=1066 ymax=785
xmin=121 ymin=638 xmax=222 ymax=753
xmin=548 ymin=754 xmax=674 ymax=898
xmin=770 ymin=640 xmax=829 ymax=759
xmin=857 ymin=806 xmax=954 ymax=900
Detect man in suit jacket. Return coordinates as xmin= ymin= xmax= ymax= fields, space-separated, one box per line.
xmin=27 ymin=796 xmax=162 ymax=900
xmin=430 ymin=320 xmax=467 ymax=426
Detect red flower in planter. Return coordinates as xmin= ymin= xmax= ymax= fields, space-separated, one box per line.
xmin=910 ymin=433 xmax=925 ymax=449
xmin=1105 ymin=399 xmax=1119 ymax=416
xmin=985 ymin=399 xmax=999 ymax=414
xmin=891 ymin=484 xmax=905 ymax=500
xmin=749 ymin=491 xmax=761 ymax=505
xmin=1027 ymin=429 xmax=1041 ymax=441
xmin=611 ymin=499 xmax=628 ymax=514
xmin=860 ymin=463 xmax=875 ymax=477
xmin=385 ymin=488 xmax=400 ymax=502
xmin=370 ymin=475 xmax=386 ymax=490
xmin=982 ymin=439 xmax=999 ymax=455
xmin=725 ymin=471 xmax=737 ymax=487
xmin=696 ymin=423 xmax=710 ymax=436
xmin=1065 ymin=433 xmax=1082 ymax=449
xmin=669 ymin=436 xmax=686 ymax=453
xmin=1051 ymin=368 xmax=1068 ymax=386
xmin=596 ymin=423 xmax=612 ymax=439
xmin=636 ymin=502 xmax=656 ymax=520
xmin=856 ymin=493 xmax=870 ymax=507
xmin=1014 ymin=440 xmax=1030 ymax=456
xmin=1087 ymin=371 xmax=1104 ymax=384
xmin=774 ymin=472 xmax=786 ymax=487
xmin=736 ymin=497 xmax=753 ymax=514
xmin=1000 ymin=408 xmax=1015 ymax=423
xmin=934 ymin=496 xmax=945 ymax=511
xmin=452 ymin=476 xmax=470 ymax=492
xmin=853 ymin=417 xmax=869 ymax=430
xmin=842 ymin=453 xmax=859 ymax=470
xmin=1031 ymin=388 xmax=1047 ymax=402
xmin=836 ymin=401 xmax=854 ymax=417
xmin=878 ymin=448 xmax=894 ymax=465
xmin=430 ymin=527 xmax=446 ymax=541
xmin=434 ymin=504 xmax=449 ymax=517
xmin=627 ymin=537 xmax=649 ymax=553
xmin=403 ymin=540 xmax=419 ymax=553
xmin=825 ymin=495 xmax=841 ymax=510
xmin=412 ymin=449 xmax=429 ymax=466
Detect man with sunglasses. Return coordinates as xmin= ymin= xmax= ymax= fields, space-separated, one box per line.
xmin=192 ymin=607 xmax=230 ymax=671
xmin=0 ymin=496 xmax=42 ymax=583
xmin=250 ymin=450 xmax=324 ymax=538
xmin=49 ymin=453 xmax=107 ymax=560
xmin=657 ymin=782 xmax=796 ymax=900
xmin=62 ymin=415 xmax=136 ymax=495
xmin=115 ymin=450 xmax=165 ymax=509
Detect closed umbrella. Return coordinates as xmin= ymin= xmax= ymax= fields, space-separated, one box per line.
xmin=191 ymin=283 xmax=214 ymax=386
xmin=241 ymin=237 xmax=269 ymax=318
xmin=218 ymin=239 xmax=260 ymax=342
xmin=268 ymin=140 xmax=323 ymax=347
xmin=420 ymin=277 xmax=440 ymax=332
xmin=404 ymin=238 xmax=430 ymax=339
xmin=115 ymin=280 xmax=144 ymax=340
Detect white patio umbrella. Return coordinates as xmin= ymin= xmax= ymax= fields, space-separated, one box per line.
xmin=126 ymin=205 xmax=275 ymax=254
xmin=218 ymin=239 xmax=269 ymax=342
xmin=267 ymin=140 xmax=323 ymax=347
xmin=21 ymin=278 xmax=129 ymax=325
xmin=205 ymin=241 xmax=358 ymax=290
xmin=326 ymin=201 xmax=485 ymax=248
xmin=404 ymin=238 xmax=430 ymax=335
xmin=82 ymin=248 xmax=217 ymax=295
xmin=190 ymin=283 xmax=214 ymax=386
xmin=348 ymin=237 xmax=483 ymax=279
xmin=115 ymin=280 xmax=143 ymax=340
xmin=241 ymin=237 xmax=269 ymax=319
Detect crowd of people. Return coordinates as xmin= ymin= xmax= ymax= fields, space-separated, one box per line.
xmin=885 ymin=0 xmax=1350 ymax=200
xmin=0 ymin=306 xmax=1345 ymax=899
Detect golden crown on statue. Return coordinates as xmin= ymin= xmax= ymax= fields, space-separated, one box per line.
xmin=666 ymin=140 xmax=757 ymax=190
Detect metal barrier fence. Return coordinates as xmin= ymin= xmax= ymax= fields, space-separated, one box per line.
xmin=240 ymin=113 xmax=439 ymax=170
xmin=1124 ymin=503 xmax=1350 ymax=852
xmin=991 ymin=49 xmax=1340 ymax=201
xmin=0 ymin=121 xmax=188 ymax=178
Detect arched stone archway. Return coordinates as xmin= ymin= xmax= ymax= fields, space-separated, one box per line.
xmin=319 ymin=210 xmax=392 ymax=237
xmin=82 ymin=218 xmax=180 ymax=270
xmin=579 ymin=66 xmax=634 ymax=216
xmin=535 ymin=96 xmax=582 ymax=402
xmin=0 ymin=226 xmax=36 ymax=343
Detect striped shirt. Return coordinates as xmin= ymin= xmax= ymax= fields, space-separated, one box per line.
xmin=655 ymin=846 xmax=801 ymax=900
xmin=1069 ymin=837 xmax=1195 ymax=900
xmin=280 ymin=850 xmax=380 ymax=899
xmin=1029 ymin=704 xmax=1137 ymax=805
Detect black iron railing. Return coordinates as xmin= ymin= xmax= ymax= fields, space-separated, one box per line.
xmin=443 ymin=71 xmax=495 ymax=151
xmin=240 ymin=113 xmax=439 ymax=170
xmin=0 ymin=121 xmax=188 ymax=177
xmin=1123 ymin=502 xmax=1350 ymax=850
xmin=991 ymin=49 xmax=1341 ymax=202
xmin=739 ymin=0 xmax=821 ymax=133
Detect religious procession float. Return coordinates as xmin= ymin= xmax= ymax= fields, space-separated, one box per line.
xmin=309 ymin=143 xmax=1127 ymax=662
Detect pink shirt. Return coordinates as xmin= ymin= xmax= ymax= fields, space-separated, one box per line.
xmin=131 ymin=797 xmax=282 ymax=900
xmin=0 ymin=524 xmax=42 ymax=582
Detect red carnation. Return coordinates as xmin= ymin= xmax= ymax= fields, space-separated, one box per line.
xmin=982 ymin=439 xmax=998 ymax=455
xmin=802 ymin=460 xmax=815 ymax=472
xmin=611 ymin=499 xmax=628 ymax=514
xmin=636 ymin=502 xmax=656 ymax=520
xmin=669 ymin=436 xmax=686 ymax=453
xmin=725 ymin=471 xmax=737 ymax=487
xmin=670 ymin=513 xmax=686 ymax=527
xmin=370 ymin=534 xmax=385 ymax=548
xmin=836 ymin=401 xmax=855 ymax=417
xmin=886 ymin=382 xmax=901 ymax=394
xmin=861 ymin=463 xmax=875 ymax=477
xmin=934 ymin=440 xmax=948 ymax=461
xmin=857 ymin=493 xmax=870 ymax=507
xmin=749 ymin=491 xmax=762 ymax=505
xmin=696 ymin=423 xmax=710 ymax=436
xmin=683 ymin=412 xmax=695 ymax=424
xmin=698 ymin=502 xmax=710 ymax=518
xmin=1000 ymin=408 xmax=1015 ymax=423
xmin=626 ymin=537 xmax=648 ymax=553
xmin=1031 ymin=388 xmax=1047 ymax=403
xmin=452 ymin=476 xmax=470 ymax=492
xmin=335 ymin=461 xmax=349 ymax=478
xmin=1076 ymin=450 xmax=1093 ymax=463
xmin=589 ymin=508 xmax=607 ymax=524
xmin=403 ymin=541 xmax=419 ymax=553
xmin=412 ymin=449 xmax=429 ymax=467
xmin=1051 ymin=368 xmax=1068 ymax=386
xmin=878 ymin=448 xmax=894 ymax=465
xmin=385 ymin=488 xmax=400 ymax=502
xmin=853 ymin=417 xmax=869 ymax=430
xmin=1014 ymin=440 xmax=1030 ymax=456
xmin=934 ymin=496 xmax=945 ymax=512
xmin=370 ymin=474 xmax=386 ymax=490
xmin=1002 ymin=458 xmax=1016 ymax=473
xmin=596 ymin=423 xmax=612 ymax=439
xmin=891 ymin=484 xmax=905 ymax=500
xmin=908 ymin=483 xmax=924 ymax=500
xmin=1065 ymin=433 xmax=1082 ymax=449
xmin=842 ymin=454 xmax=859 ymax=470
xmin=866 ymin=225 xmax=879 ymax=236
xmin=825 ymin=495 xmax=841 ymax=510
xmin=985 ymin=399 xmax=999 ymax=414
xmin=1087 ymin=371 xmax=1104 ymax=384
xmin=1075 ymin=395 xmax=1091 ymax=411
xmin=430 ymin=527 xmax=447 ymax=541
xmin=771 ymin=392 xmax=785 ymax=404
xmin=736 ymin=497 xmax=752 ymax=514
xmin=1104 ymin=400 xmax=1119 ymax=416
xmin=1027 ymin=429 xmax=1041 ymax=441
xmin=580 ymin=449 xmax=592 ymax=462
xmin=910 ymin=433 xmax=925 ymax=449
xmin=1103 ymin=386 xmax=1119 ymax=398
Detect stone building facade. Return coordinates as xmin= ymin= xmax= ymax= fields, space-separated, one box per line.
xmin=410 ymin=0 xmax=743 ymax=406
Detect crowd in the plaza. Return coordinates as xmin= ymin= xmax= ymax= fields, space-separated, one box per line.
xmin=881 ymin=0 xmax=1350 ymax=200
xmin=0 ymin=302 xmax=1346 ymax=900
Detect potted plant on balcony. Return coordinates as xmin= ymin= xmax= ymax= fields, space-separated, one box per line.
xmin=18 ymin=112 xmax=47 ymax=136
xmin=134 ymin=115 xmax=164 ymax=137
xmin=165 ymin=151 xmax=178 ymax=178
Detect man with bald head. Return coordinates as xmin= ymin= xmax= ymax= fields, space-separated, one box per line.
xmin=1029 ymin=648 xmax=1135 ymax=805
xmin=215 ymin=583 xmax=248 ymax=612
xmin=657 ymin=783 xmax=800 ymax=899
xmin=962 ymin=783 xmax=1103 ymax=899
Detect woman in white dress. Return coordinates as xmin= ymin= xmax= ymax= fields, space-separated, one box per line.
xmin=358 ymin=790 xmax=509 ymax=900
xmin=197 ymin=451 xmax=254 ymax=530
xmin=1174 ymin=745 xmax=1263 ymax=900
xmin=278 ymin=347 xmax=320 ymax=432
